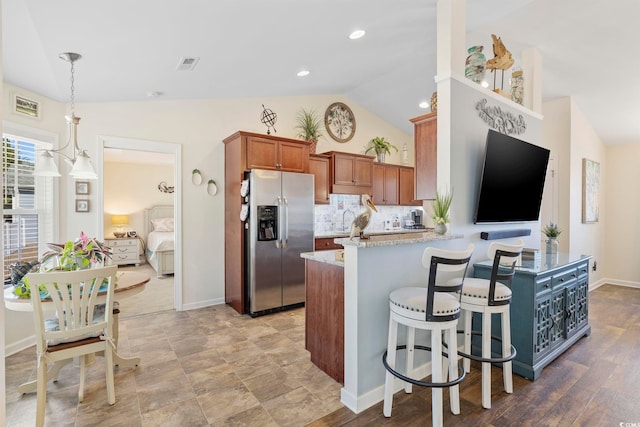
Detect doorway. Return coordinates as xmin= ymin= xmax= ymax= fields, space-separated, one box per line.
xmin=95 ymin=136 xmax=183 ymax=312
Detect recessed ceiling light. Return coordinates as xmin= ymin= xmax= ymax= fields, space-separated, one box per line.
xmin=349 ymin=30 xmax=366 ymax=40
xmin=297 ymin=70 xmax=310 ymax=77
xmin=481 ymin=80 xmax=489 ymax=88
xmin=419 ymin=101 xmax=429 ymax=109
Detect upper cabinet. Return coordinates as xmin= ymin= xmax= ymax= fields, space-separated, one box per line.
xmin=324 ymin=151 xmax=374 ymax=195
xmin=410 ymin=112 xmax=437 ymax=200
xmin=225 ymin=132 xmax=310 ymax=173
xmin=309 ymin=154 xmax=330 ymax=204
xmin=399 ymin=166 xmax=422 ymax=206
xmin=372 ymin=163 xmax=399 ymax=206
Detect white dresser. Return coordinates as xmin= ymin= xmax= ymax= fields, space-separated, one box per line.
xmin=105 ymin=238 xmax=141 ymax=266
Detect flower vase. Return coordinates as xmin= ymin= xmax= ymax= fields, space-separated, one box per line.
xmin=376 ymin=152 xmax=386 ymax=163
xmin=545 ymin=238 xmax=559 ymax=255
xmin=434 ymin=223 xmax=447 ymax=235
xmin=465 ymin=45 xmax=486 ymax=84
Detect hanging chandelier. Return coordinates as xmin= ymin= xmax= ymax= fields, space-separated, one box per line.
xmin=34 ymin=52 xmax=98 ymax=180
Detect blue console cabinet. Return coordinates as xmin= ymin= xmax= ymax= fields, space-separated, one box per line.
xmin=472 ymin=253 xmax=591 ymax=380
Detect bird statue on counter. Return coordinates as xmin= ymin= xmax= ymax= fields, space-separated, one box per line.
xmin=350 ymin=194 xmax=378 ymax=240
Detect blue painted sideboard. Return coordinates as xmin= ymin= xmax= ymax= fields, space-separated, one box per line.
xmin=472 ymin=253 xmax=592 ymax=380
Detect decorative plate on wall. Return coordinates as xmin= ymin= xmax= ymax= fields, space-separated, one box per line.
xmin=325 ymin=102 xmax=356 ymax=143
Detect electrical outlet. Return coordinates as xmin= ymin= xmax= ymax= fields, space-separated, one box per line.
xmin=592 ymin=261 xmax=597 ymax=271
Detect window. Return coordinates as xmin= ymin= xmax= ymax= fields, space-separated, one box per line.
xmin=2 ymin=135 xmax=55 ymax=285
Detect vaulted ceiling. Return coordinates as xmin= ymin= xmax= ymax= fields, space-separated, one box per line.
xmin=3 ymin=0 xmax=638 ymax=144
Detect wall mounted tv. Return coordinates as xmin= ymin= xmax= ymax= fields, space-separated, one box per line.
xmin=474 ymin=129 xmax=550 ymax=223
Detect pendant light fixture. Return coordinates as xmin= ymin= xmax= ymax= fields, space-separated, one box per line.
xmin=33 ymin=52 xmax=98 ymax=180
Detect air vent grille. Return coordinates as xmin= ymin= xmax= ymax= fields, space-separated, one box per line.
xmin=176 ymin=57 xmax=200 ymax=71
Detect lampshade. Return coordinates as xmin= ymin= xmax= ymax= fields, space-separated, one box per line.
xmin=69 ymin=150 xmax=98 ymax=180
xmin=32 ymin=52 xmax=98 ymax=180
xmin=111 ymin=215 xmax=130 ymax=226
xmin=33 ymin=151 xmax=62 ymax=177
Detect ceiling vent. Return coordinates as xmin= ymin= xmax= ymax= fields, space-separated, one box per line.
xmin=176 ymin=57 xmax=200 ymax=71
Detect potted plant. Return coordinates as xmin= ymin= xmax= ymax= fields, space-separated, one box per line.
xmin=432 ymin=189 xmax=453 ymax=234
xmin=40 ymin=231 xmax=112 ymax=271
xmin=542 ymin=222 xmax=561 ymax=254
xmin=295 ymin=108 xmax=323 ymax=154
xmin=365 ymin=136 xmax=398 ymax=163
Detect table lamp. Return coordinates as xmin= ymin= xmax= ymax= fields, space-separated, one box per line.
xmin=111 ymin=215 xmax=129 ymax=238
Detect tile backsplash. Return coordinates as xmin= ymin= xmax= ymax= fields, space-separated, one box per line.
xmin=315 ymin=194 xmax=425 ymax=234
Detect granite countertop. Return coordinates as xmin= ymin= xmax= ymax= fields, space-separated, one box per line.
xmin=301 ymin=250 xmax=344 ymax=267
xmin=335 ymin=231 xmax=463 ymax=248
xmin=314 ymin=228 xmax=433 ymax=239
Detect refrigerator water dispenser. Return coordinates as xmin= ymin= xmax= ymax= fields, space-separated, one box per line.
xmin=257 ymin=205 xmax=278 ymax=241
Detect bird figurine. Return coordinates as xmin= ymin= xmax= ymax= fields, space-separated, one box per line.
xmin=350 ymin=194 xmax=378 ymax=240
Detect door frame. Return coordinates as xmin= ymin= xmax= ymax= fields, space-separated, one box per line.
xmin=95 ymin=135 xmax=183 ymax=310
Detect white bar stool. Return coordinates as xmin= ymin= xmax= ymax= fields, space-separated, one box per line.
xmin=457 ymin=239 xmax=523 ymax=409
xmin=382 ymin=244 xmax=474 ymax=427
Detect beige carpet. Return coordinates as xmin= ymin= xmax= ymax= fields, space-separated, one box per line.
xmin=115 ymin=263 xmax=174 ymax=318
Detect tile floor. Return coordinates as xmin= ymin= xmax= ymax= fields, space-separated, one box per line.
xmin=5 ymin=305 xmax=344 ymax=426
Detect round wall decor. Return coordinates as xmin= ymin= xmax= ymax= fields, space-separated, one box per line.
xmin=325 ymin=102 xmax=356 ymax=143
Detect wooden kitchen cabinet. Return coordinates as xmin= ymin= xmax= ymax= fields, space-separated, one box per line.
xmin=309 ymin=154 xmax=330 ymax=204
xmin=372 ymin=163 xmax=399 ymax=205
xmin=223 ymin=130 xmax=311 ymax=314
xmin=325 ymin=151 xmax=374 ymax=195
xmin=399 ymin=166 xmax=422 ymax=206
xmin=245 ymin=134 xmax=309 ymax=173
xmin=305 ymin=258 xmax=344 ymax=384
xmin=410 ymin=112 xmax=437 ymax=200
xmin=314 ymin=237 xmax=343 ymax=251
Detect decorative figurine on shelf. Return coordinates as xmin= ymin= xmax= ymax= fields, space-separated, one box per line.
xmin=465 ymin=45 xmax=487 ymax=84
xmin=260 ymin=104 xmax=278 ymax=134
xmin=511 ymin=68 xmax=524 ymax=105
xmin=350 ymin=194 xmax=378 ymax=240
xmin=486 ymin=34 xmax=515 ymax=98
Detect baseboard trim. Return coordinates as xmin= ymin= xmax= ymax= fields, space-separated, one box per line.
xmin=5 ymin=335 xmax=35 ymax=357
xmin=591 ymin=278 xmax=640 ymax=290
xmin=181 ymin=298 xmax=225 ymax=311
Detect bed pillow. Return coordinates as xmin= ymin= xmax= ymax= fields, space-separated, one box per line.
xmin=151 ymin=218 xmax=174 ymax=232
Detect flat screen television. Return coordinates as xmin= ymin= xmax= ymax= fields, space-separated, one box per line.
xmin=474 ymin=130 xmax=550 ymax=223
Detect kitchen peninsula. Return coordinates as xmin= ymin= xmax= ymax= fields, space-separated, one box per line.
xmin=302 ymin=231 xmax=463 ymax=413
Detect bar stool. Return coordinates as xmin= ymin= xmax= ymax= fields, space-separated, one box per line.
xmin=458 ymin=239 xmax=523 ymax=409
xmin=382 ymin=244 xmax=474 ymax=427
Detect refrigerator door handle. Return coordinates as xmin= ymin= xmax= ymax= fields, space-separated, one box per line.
xmin=275 ymin=196 xmax=282 ymax=249
xmin=283 ymin=196 xmax=289 ymax=248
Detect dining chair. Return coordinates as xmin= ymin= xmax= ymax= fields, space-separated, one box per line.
xmin=26 ymin=265 xmax=118 ymax=427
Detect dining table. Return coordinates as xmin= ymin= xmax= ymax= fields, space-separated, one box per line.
xmin=4 ymin=270 xmax=150 ymax=394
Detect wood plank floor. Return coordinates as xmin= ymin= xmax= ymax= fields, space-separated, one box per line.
xmin=308 ymin=284 xmax=640 ymax=427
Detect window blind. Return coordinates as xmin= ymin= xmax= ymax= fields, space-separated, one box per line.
xmin=2 ymin=136 xmax=54 ymax=285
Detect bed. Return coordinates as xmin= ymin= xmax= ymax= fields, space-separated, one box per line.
xmin=144 ymin=205 xmax=175 ymax=276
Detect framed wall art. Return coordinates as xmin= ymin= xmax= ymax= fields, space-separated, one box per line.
xmin=75 ymin=181 xmax=90 ymax=195
xmin=75 ymin=199 xmax=90 ymax=213
xmin=582 ymin=158 xmax=600 ymax=223
xmin=13 ymin=94 xmax=40 ymax=119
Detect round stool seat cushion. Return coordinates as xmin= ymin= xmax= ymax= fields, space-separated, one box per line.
xmin=454 ymin=277 xmax=512 ymax=306
xmin=390 ymin=287 xmax=460 ymax=321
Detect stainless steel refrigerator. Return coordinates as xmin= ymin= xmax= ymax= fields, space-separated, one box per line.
xmin=245 ymin=169 xmax=314 ymax=316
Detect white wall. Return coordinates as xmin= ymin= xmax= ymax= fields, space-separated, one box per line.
xmin=2 ymin=84 xmax=413 ymax=352
xmin=104 ymin=162 xmax=174 ymax=239
xmin=438 ymin=76 xmax=543 ymax=264
xmin=604 ymin=144 xmax=640 ymax=285
xmin=540 ymin=97 xmax=607 ymax=284
xmin=568 ymin=99 xmax=606 ymax=284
